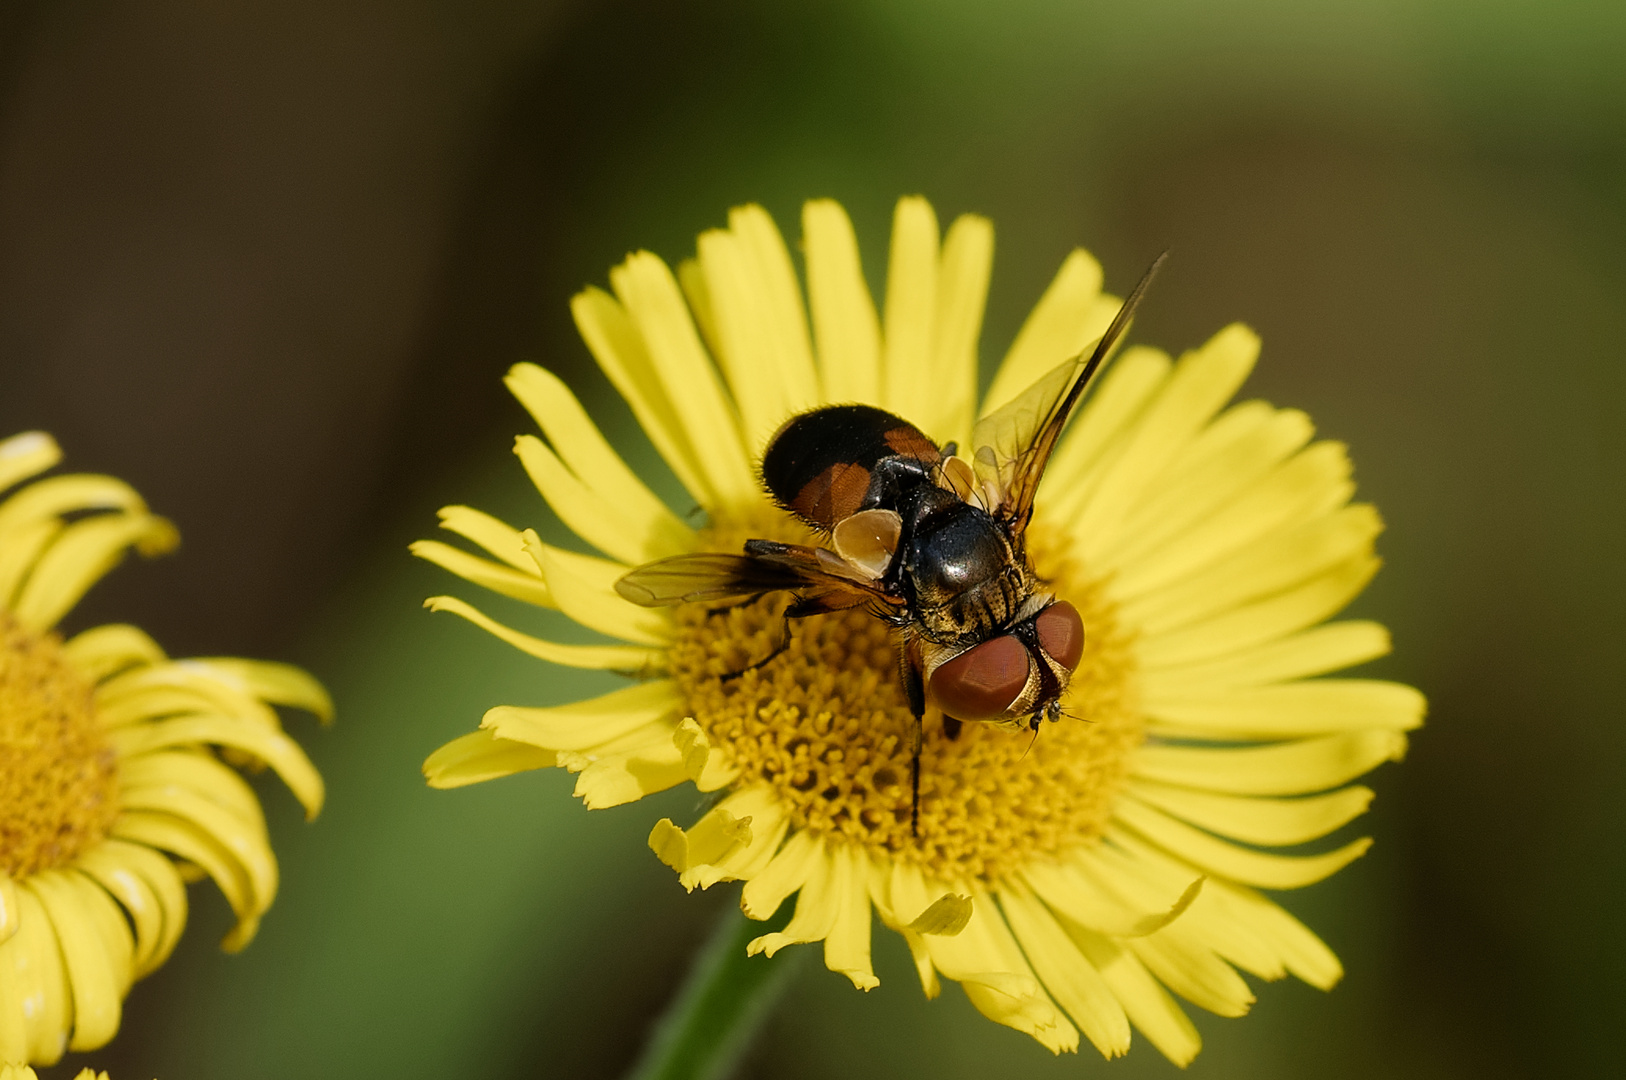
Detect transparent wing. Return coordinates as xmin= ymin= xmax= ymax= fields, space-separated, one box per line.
xmin=969 ymin=252 xmax=1166 ymax=536
xmin=615 ymin=554 xmax=804 ymax=606
xmin=615 ymin=546 xmax=900 ymax=610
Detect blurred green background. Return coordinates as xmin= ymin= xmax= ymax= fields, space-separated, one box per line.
xmin=3 ymin=1 xmax=1623 ymax=1077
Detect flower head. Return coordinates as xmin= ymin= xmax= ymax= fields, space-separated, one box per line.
xmin=417 ymin=197 xmax=1423 ymax=1064
xmin=0 ymin=432 xmax=328 ymax=1065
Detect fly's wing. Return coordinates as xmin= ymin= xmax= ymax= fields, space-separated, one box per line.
xmin=969 ymin=252 xmax=1166 ymax=536
xmin=615 ymin=554 xmax=802 ymax=606
xmin=615 ymin=546 xmax=902 ymax=612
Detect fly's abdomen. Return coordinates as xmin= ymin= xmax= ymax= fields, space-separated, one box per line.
xmin=760 ymin=405 xmax=941 ymax=529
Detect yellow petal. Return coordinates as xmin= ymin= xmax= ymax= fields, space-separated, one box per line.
xmin=423 ymin=595 xmax=662 ymax=672
xmin=1136 ymin=552 xmax=1380 ymax=669
xmin=1146 ymin=678 xmax=1426 ymax=739
xmin=434 ymin=504 xmax=536 ymax=570
xmin=0 ymin=517 xmax=60 ymax=610
xmin=822 ymin=843 xmax=878 ymax=990
xmin=503 ymin=364 xmax=693 ymax=556
xmin=1130 ymin=779 xmax=1374 ymax=847
xmin=181 ymin=657 xmax=333 ymax=723
xmin=74 ymin=839 xmax=188 ymax=979
xmin=1071 ymin=324 xmax=1260 ymax=563
xmin=881 ymin=196 xmax=940 ymax=421
xmin=525 ymin=535 xmax=672 ymax=647
xmin=0 ymin=921 xmax=29 ymax=1063
xmin=1121 ymin=504 xmax=1383 ymax=637
xmin=424 ymin=729 xmax=556 ymax=789
xmin=109 ymin=714 xmax=324 ymax=821
xmin=648 ymin=807 xmax=753 ymax=889
xmin=610 ymin=252 xmax=756 ymax=506
xmin=26 ymin=872 xmax=124 ymax=1052
xmin=673 ymin=785 xmax=790 ymax=891
xmin=481 ymin=680 xmax=681 ymax=751
xmin=514 ymin=434 xmax=686 ymax=568
xmin=0 ymin=874 xmax=16 ymax=947
xmin=803 ymin=199 xmax=881 ymax=405
xmin=926 ymin=213 xmax=994 ymax=447
xmin=1062 ymin=924 xmax=1202 ymax=1067
xmin=410 ymin=540 xmax=553 ymax=608
xmin=118 ymin=750 xmax=265 ymax=827
xmin=1130 ymin=928 xmax=1255 ymax=1018
xmin=5 ymin=884 xmax=70 ymax=1064
xmin=0 ymin=431 xmax=61 ymax=494
xmin=93 ymin=682 xmax=272 ymax=733
xmin=111 ymin=811 xmax=259 ymax=949
xmin=1144 ymin=619 xmax=1391 ymax=689
xmin=698 ymin=206 xmax=820 ymax=451
xmin=748 ymin=838 xmax=838 ymax=959
xmin=117 ymin=787 xmax=277 ymax=927
xmin=1199 ymin=878 xmax=1343 ymax=989
xmin=1109 ymin=804 xmax=1371 ymax=890
xmin=12 ymin=513 xmax=178 ymax=631
xmin=1038 ymin=345 xmax=1171 ymax=516
xmin=59 ymin=623 xmax=167 ymax=684
xmin=740 ymin=828 xmax=821 ymax=921
xmin=865 ymin=861 xmax=939 ymax=998
xmin=1023 ymin=855 xmax=1201 ymax=939
xmin=1098 ymin=402 xmax=1312 ymax=570
xmin=94 ymin=658 xmax=284 ymax=729
xmin=983 ymin=249 xmax=1106 ymax=416
xmin=571 ymin=286 xmax=715 ymax=506
xmin=1131 ymin=729 xmax=1408 ymax=796
xmin=906 ymin=892 xmax=973 ymax=936
xmin=563 ymin=726 xmax=697 ymax=809
xmin=1095 ymin=835 xmax=1342 ymax=987
xmin=0 ymin=474 xmax=144 ymax=537
xmin=1113 ymin=440 xmax=1354 ymax=599
xmin=922 ymin=890 xmax=1078 ymax=1054
xmin=998 ymin=884 xmax=1131 ymax=1059
xmin=671 ymin=717 xmax=735 ymax=791
xmin=677 ymin=258 xmax=722 ymax=360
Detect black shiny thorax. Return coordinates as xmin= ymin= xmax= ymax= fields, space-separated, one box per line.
xmin=890 ymin=485 xmax=1035 ymax=646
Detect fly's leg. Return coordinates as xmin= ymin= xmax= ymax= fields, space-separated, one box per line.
xmin=720 ymin=610 xmax=792 ymax=681
xmin=901 ymin=649 xmax=926 ymax=837
xmin=718 ymin=595 xmax=830 ymax=681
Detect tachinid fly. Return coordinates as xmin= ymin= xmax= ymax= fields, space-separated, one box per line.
xmin=616 ymin=255 xmax=1165 ymax=831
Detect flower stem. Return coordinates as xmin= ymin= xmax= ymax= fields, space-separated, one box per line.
xmin=623 ymin=903 xmax=806 ymax=1080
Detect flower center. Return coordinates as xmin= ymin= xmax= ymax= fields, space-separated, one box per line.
xmin=0 ymin=614 xmax=119 ymax=878
xmin=669 ymin=514 xmax=1142 ymax=883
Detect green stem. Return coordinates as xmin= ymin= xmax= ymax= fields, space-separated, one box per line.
xmin=623 ymin=903 xmax=807 ymax=1080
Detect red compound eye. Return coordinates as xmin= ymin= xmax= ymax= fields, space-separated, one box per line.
xmin=928 ymin=635 xmax=1031 ymax=721
xmin=1035 ymin=601 xmax=1084 ymax=672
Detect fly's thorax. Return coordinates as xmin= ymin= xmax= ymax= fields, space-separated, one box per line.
xmin=899 ymin=494 xmax=1033 ymax=642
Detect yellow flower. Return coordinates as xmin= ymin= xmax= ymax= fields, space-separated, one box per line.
xmin=0 ymin=432 xmax=329 ymax=1065
xmin=416 ymin=197 xmax=1424 ymax=1064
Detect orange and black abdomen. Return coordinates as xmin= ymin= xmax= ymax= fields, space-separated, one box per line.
xmin=760 ymin=405 xmax=942 ymax=529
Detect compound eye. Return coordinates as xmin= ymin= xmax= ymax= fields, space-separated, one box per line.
xmin=1035 ymin=601 xmax=1085 ymax=672
xmin=928 ymin=635 xmax=1031 ymax=721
